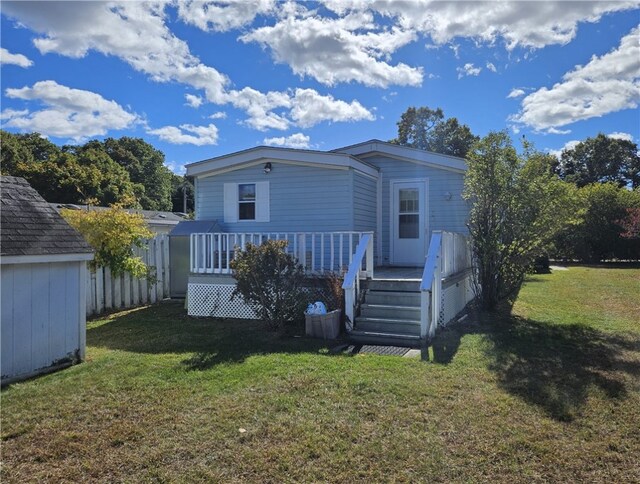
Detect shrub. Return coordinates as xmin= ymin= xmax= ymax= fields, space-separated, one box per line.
xmin=61 ymin=205 xmax=154 ymax=278
xmin=230 ymin=240 xmax=308 ymax=331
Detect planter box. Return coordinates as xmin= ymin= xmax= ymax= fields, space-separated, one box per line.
xmin=305 ymin=310 xmax=341 ymax=340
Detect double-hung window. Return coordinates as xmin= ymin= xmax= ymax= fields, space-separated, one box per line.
xmin=223 ymin=181 xmax=270 ymax=223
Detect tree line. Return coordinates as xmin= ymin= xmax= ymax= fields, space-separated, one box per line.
xmin=0 ymin=130 xmax=194 ymax=213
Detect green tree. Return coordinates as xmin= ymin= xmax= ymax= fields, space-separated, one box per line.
xmin=557 ymin=134 xmax=640 ymax=188
xmin=61 ymin=205 xmax=154 ymax=278
xmin=391 ymin=106 xmax=478 ymax=157
xmin=170 ymin=174 xmax=195 ymax=213
xmin=230 ymin=240 xmax=308 ymax=331
xmin=552 ymin=184 xmax=640 ymax=262
xmin=464 ymin=131 xmax=577 ymax=309
xmin=103 ymin=137 xmax=173 ymax=211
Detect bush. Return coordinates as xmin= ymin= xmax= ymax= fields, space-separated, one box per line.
xmin=230 ymin=240 xmax=309 ymax=331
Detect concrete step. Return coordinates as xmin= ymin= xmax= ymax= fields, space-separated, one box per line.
xmin=368 ymin=280 xmax=420 ymax=292
xmin=360 ymin=304 xmax=420 ymax=321
xmin=365 ymin=290 xmax=421 ymax=306
xmin=355 ymin=317 xmax=421 ymax=335
xmin=349 ymin=330 xmax=422 ymax=348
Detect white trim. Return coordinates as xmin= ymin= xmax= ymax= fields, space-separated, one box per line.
xmin=389 ymin=178 xmax=429 ymax=266
xmin=1 ymin=252 xmax=94 ymax=265
xmin=186 ymin=147 xmax=379 ymax=179
xmin=335 ymin=140 xmax=467 ymax=173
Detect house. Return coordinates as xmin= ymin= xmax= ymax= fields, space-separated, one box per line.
xmin=50 ymin=203 xmax=188 ymax=235
xmin=184 ymin=140 xmax=473 ymax=345
xmin=1 ymin=176 xmax=94 ymax=384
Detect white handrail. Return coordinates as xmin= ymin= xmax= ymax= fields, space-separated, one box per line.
xmin=342 ymin=233 xmax=374 ymax=331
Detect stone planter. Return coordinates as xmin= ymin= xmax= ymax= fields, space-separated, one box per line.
xmin=305 ymin=309 xmax=341 ymax=340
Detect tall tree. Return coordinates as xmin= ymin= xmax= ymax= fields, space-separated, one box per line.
xmin=557 ymin=134 xmax=640 ymax=188
xmin=391 ymin=106 xmax=478 ymax=157
xmin=463 ymin=131 xmax=577 ymax=309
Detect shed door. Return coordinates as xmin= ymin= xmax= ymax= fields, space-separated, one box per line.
xmin=391 ymin=180 xmax=427 ymax=266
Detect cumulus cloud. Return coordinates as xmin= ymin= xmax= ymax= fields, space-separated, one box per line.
xmin=486 ymin=62 xmax=497 ymax=72
xmin=289 ymin=89 xmax=375 ymax=128
xmin=240 ymin=7 xmax=422 ymax=88
xmin=185 ymin=93 xmax=203 ymax=108
xmin=507 ymin=88 xmax=526 ymax=98
xmin=2 ymin=1 xmax=375 ymax=132
xmin=177 ymin=0 xmax=275 ymax=32
xmin=209 ymin=111 xmax=227 ymax=119
xmin=3 ymin=80 xmax=137 ymax=140
xmin=263 ymin=132 xmax=311 ymax=149
xmin=548 ymin=139 xmax=581 ymax=159
xmin=324 ymin=1 xmax=637 ymax=50
xmin=512 ymin=25 xmax=640 ymax=131
xmin=164 ymin=160 xmax=186 ymax=175
xmin=0 ymin=47 xmax=33 ymax=67
xmin=148 ymin=123 xmax=219 ymax=146
xmin=608 ymin=131 xmax=634 ymax=142
xmin=457 ymin=63 xmax=481 ymax=79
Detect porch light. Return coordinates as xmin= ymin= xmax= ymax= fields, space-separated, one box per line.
xmin=264 ymin=162 xmax=272 ymax=174
xmin=444 ymin=191 xmax=452 ymax=200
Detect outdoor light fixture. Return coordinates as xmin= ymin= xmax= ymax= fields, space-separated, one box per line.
xmin=264 ymin=162 xmax=272 ymax=174
xmin=444 ymin=191 xmax=452 ymax=200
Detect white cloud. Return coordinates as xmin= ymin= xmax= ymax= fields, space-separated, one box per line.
xmin=263 ymin=132 xmax=311 ymax=149
xmin=177 ymin=0 xmax=275 ymax=32
xmin=0 ymin=47 xmax=33 ymax=67
xmin=507 ymin=88 xmax=526 ymax=98
xmin=486 ymin=62 xmax=497 ymax=72
xmin=289 ymin=88 xmax=375 ymax=128
xmin=0 ymin=108 xmax=30 ymax=120
xmin=512 ymin=26 xmax=640 ymax=131
xmin=3 ymin=80 xmax=137 ymax=140
xmin=608 ymin=132 xmax=634 ymax=142
xmin=457 ymin=63 xmax=481 ymax=79
xmin=548 ymin=139 xmax=580 ymax=159
xmin=165 ymin=160 xmax=186 ymax=175
xmin=240 ymin=7 xmax=422 ymax=88
xmin=185 ymin=93 xmax=203 ymax=108
xmin=148 ymin=123 xmax=219 ymax=146
xmin=209 ymin=111 xmax=227 ymax=119
xmin=324 ymin=1 xmax=637 ymax=50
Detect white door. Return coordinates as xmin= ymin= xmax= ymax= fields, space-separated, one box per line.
xmin=391 ymin=181 xmax=427 ymax=266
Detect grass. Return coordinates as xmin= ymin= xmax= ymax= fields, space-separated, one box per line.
xmin=2 ymin=266 xmax=639 ymax=482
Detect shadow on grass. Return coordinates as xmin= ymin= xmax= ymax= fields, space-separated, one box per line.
xmin=87 ymin=302 xmax=333 ymax=370
xmin=429 ymin=310 xmax=640 ymax=421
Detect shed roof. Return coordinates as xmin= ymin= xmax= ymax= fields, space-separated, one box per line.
xmin=1 ymin=176 xmax=93 ymax=257
xmin=50 ymin=203 xmax=187 ymax=226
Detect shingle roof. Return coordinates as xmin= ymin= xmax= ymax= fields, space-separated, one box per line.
xmin=1 ymin=176 xmax=93 ymax=257
xmin=49 ymin=203 xmax=187 ymax=225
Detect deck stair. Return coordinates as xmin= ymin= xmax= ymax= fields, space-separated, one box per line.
xmin=349 ymin=279 xmax=422 ymax=347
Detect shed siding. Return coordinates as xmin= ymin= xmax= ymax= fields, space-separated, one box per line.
xmin=196 ymin=162 xmax=354 ymax=233
xmin=363 ymin=155 xmax=469 ymax=265
xmin=1 ymin=261 xmax=85 ymax=382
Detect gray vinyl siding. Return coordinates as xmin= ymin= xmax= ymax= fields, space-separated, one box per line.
xmin=363 ymin=155 xmax=469 ymax=265
xmin=196 ymin=162 xmax=354 ymax=232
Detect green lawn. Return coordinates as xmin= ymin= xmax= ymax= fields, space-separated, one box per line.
xmin=2 ymin=267 xmax=639 ymax=482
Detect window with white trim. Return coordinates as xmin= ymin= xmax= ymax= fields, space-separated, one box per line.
xmin=223 ymin=181 xmax=270 ymax=223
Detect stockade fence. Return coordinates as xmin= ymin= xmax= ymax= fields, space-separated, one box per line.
xmin=86 ymin=235 xmax=170 ymax=316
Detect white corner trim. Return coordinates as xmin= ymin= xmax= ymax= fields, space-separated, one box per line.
xmin=1 ymin=252 xmax=94 ymax=265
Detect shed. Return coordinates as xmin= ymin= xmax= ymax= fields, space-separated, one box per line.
xmin=168 ymin=220 xmax=220 ymax=298
xmin=1 ymin=176 xmax=94 ymax=384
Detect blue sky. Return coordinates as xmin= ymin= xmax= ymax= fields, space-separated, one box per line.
xmin=1 ymin=1 xmax=638 ymax=175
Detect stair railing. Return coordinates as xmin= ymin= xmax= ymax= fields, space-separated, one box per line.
xmin=420 ymin=231 xmax=443 ymax=340
xmin=342 ymin=233 xmax=374 ymax=332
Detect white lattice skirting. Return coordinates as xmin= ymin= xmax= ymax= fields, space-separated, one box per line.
xmin=188 ymin=283 xmax=258 ymax=319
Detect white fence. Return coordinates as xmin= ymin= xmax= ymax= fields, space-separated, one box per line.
xmin=190 ymin=231 xmax=371 ymax=274
xmin=86 ymin=235 xmax=170 ymax=316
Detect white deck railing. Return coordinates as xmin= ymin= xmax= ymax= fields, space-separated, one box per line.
xmin=341 ymin=233 xmax=374 ymax=331
xmin=420 ymin=231 xmax=472 ymax=339
xmin=190 ymin=231 xmax=373 ymax=275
